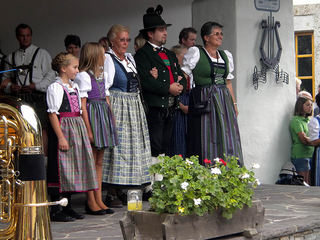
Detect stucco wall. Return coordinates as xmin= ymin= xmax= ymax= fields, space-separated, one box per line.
xmin=193 ymin=0 xmax=296 ymax=183
xmin=0 ymin=0 xmax=193 ymax=57
xmin=294 ymin=4 xmax=320 ymax=96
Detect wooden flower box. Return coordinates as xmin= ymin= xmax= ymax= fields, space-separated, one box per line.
xmin=119 ymin=200 xmax=264 ymax=240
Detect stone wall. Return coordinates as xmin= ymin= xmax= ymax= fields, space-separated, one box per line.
xmin=275 ymin=228 xmax=320 ymax=240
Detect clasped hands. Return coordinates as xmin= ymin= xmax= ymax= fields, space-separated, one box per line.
xmin=149 ymin=67 xmax=183 ymax=96
xmin=169 ymin=81 xmax=183 ymax=96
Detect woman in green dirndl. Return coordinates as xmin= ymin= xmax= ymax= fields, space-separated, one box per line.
xmin=182 ymin=21 xmax=243 ymax=165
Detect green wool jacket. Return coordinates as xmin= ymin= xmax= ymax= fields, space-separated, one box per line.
xmin=134 ymin=42 xmax=186 ymax=108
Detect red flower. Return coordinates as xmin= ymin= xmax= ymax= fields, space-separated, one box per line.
xmin=219 ymin=158 xmax=227 ymax=166
xmin=178 ymin=154 xmax=182 ymax=157
xmin=204 ymin=158 xmax=211 ymax=164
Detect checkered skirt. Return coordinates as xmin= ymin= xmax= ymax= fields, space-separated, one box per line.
xmin=59 ymin=116 xmax=98 ymax=192
xmin=103 ymin=91 xmax=152 ymax=185
xmin=87 ymin=99 xmax=118 ymax=148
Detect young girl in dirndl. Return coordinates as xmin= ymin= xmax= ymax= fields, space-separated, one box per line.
xmin=47 ymin=52 xmax=98 ymax=221
xmin=75 ymin=42 xmax=118 ymax=214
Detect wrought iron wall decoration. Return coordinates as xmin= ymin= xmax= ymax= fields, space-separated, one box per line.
xmin=253 ymin=0 xmax=289 ymax=90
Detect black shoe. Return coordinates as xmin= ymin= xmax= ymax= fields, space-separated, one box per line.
xmin=104 ymin=208 xmax=115 ymax=214
xmin=50 ymin=210 xmax=76 ymax=222
xmin=85 ymin=203 xmax=106 ymax=215
xmin=63 ymin=208 xmax=85 ymax=219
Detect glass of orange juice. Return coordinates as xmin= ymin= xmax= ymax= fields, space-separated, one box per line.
xmin=127 ymin=189 xmax=142 ymax=211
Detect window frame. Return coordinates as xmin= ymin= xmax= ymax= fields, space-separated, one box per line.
xmin=295 ymin=32 xmax=315 ymax=98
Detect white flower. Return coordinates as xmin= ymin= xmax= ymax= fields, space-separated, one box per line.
xmin=193 ymin=198 xmax=202 ymax=206
xmin=213 ymin=158 xmax=220 ymax=163
xmin=211 ymin=167 xmax=221 ymax=175
xmin=181 ymin=182 xmax=189 ymax=190
xmin=155 ymin=174 xmax=163 ymax=181
xmin=252 ymin=163 xmax=260 ymax=169
xmin=185 ymin=159 xmax=194 ymax=165
xmin=240 ymin=173 xmax=250 ymax=179
xmin=255 ymin=178 xmax=261 ymax=186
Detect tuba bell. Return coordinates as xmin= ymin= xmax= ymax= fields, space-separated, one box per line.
xmin=0 ymin=95 xmax=52 ymax=239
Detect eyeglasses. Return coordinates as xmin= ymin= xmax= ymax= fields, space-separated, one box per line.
xmin=209 ymin=32 xmax=223 ymax=37
xmin=119 ymin=38 xmax=131 ymax=43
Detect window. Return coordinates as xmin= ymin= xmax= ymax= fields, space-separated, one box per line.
xmin=295 ymin=32 xmax=314 ymax=98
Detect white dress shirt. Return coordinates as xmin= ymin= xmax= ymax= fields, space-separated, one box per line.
xmin=308 ymin=116 xmax=320 ymax=141
xmin=3 ymin=44 xmax=55 ymax=92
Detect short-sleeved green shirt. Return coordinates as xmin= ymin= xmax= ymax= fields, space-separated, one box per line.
xmin=290 ymin=116 xmax=314 ymax=159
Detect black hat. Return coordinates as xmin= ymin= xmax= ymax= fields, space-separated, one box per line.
xmin=140 ymin=5 xmax=172 ymax=32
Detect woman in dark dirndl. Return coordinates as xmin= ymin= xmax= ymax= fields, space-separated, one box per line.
xmin=182 ymin=21 xmax=243 ymax=165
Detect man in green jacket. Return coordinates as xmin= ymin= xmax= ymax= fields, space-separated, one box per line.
xmin=135 ymin=5 xmax=186 ymax=157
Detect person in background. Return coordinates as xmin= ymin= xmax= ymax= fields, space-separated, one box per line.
xmin=297 ymin=90 xmax=312 ymax=101
xmin=182 ymin=21 xmax=242 ymax=165
xmin=296 ymin=77 xmax=302 ymax=97
xmin=1 ymin=23 xmax=55 ymax=156
xmin=75 ymin=42 xmax=117 ymax=215
xmin=103 ymin=24 xmax=152 ymax=207
xmin=314 ymin=84 xmax=320 ymax=116
xmin=308 ymin=98 xmax=320 ymax=186
xmin=169 ymin=44 xmax=189 ymax=157
xmin=134 ymin=5 xmax=186 ymax=159
xmin=290 ymin=96 xmax=314 ymax=185
xmin=178 ymin=27 xmax=197 ymax=48
xmin=134 ymin=33 xmax=146 ymax=53
xmin=0 ymin=50 xmax=6 ymax=83
xmin=98 ymin=37 xmax=109 ymax=53
xmin=47 ymin=52 xmax=98 ymax=221
xmin=64 ymin=34 xmax=81 ymax=58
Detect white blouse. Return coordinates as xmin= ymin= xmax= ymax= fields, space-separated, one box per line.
xmin=104 ymin=49 xmax=137 ymax=87
xmin=308 ymin=117 xmax=319 ymax=141
xmin=47 ymin=77 xmax=81 ymax=114
xmin=181 ymin=46 xmax=235 ymax=87
xmin=74 ymin=71 xmax=109 ymax=98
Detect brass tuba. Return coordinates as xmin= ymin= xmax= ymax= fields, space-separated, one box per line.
xmin=0 ymin=95 xmax=52 ymax=240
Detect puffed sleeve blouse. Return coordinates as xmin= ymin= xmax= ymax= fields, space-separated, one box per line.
xmin=308 ymin=117 xmax=320 ymax=141
xmin=75 ymin=71 xmax=109 ymax=98
xmin=104 ymin=49 xmax=137 ymax=86
xmin=47 ymin=77 xmax=82 ymax=114
xmin=181 ymin=46 xmax=235 ymax=87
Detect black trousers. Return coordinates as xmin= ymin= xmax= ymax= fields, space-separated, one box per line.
xmin=146 ymin=106 xmax=175 ymax=157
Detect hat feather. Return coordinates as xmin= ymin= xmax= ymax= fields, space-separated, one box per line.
xmin=155 ymin=5 xmax=163 ymax=15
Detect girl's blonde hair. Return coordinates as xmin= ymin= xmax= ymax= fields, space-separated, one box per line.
xmin=79 ymin=42 xmax=104 ymax=77
xmin=134 ymin=33 xmax=146 ymax=52
xmin=170 ymin=44 xmax=187 ymax=57
xmin=51 ymin=52 xmax=77 ymax=73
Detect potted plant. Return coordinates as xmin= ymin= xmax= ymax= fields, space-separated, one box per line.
xmin=120 ymin=155 xmax=264 ymax=240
